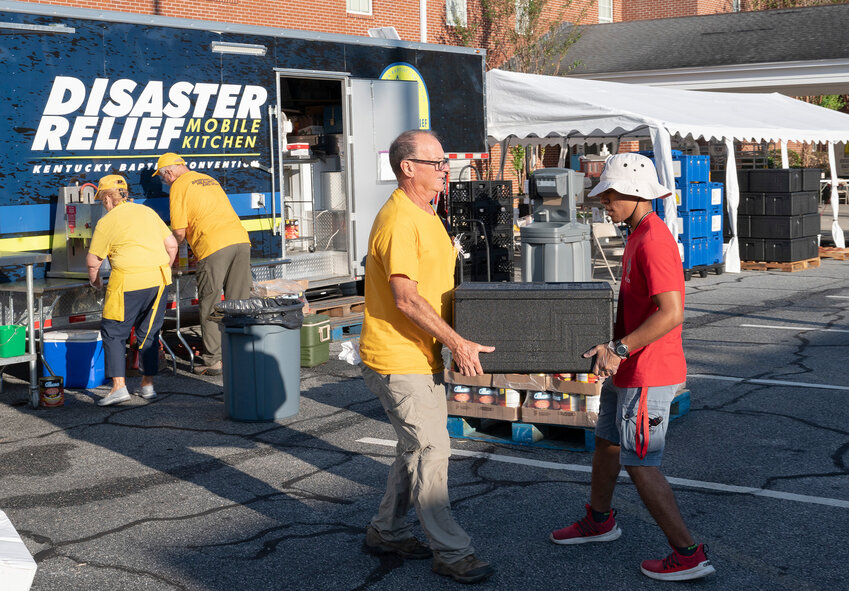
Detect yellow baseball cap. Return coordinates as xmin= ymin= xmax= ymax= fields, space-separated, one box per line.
xmin=152 ymin=152 xmax=186 ymax=176
xmin=95 ymin=175 xmax=129 ymax=200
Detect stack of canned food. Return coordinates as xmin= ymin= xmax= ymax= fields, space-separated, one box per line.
xmin=449 ymin=385 xmax=522 ymax=408
xmin=449 ymin=375 xmax=601 ymax=413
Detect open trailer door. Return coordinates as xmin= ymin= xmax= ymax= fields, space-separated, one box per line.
xmin=348 ymin=78 xmax=419 ymax=276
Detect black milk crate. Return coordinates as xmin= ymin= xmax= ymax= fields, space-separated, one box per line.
xmin=472 ymin=198 xmax=513 ymax=227
xmin=748 ymin=213 xmax=820 ymax=239
xmin=470 ymin=180 xmax=512 ymax=201
xmin=739 ymin=192 xmax=818 ymax=216
xmin=490 ymin=225 xmax=515 ymax=249
xmin=763 ymin=236 xmax=819 ymax=263
xmin=453 ymin=282 xmax=613 ymax=373
xmin=747 ymin=168 xmax=821 ymax=193
xmin=448 ymin=181 xmax=472 ymax=202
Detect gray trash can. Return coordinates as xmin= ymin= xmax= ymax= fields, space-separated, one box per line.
xmin=520 ymin=221 xmax=592 ymax=282
xmin=214 ymin=297 xmax=304 ymax=422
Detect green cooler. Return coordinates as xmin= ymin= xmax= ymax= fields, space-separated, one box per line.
xmin=300 ymin=314 xmax=330 ymax=367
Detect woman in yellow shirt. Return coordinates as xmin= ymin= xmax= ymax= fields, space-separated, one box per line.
xmin=86 ymin=175 xmax=178 ymax=406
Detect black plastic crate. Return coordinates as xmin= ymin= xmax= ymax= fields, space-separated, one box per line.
xmin=762 ymin=237 xmax=819 ymax=262
xmin=490 ymin=226 xmax=515 ymax=249
xmin=453 ymin=282 xmax=613 ymax=373
xmin=801 ymin=168 xmax=821 ymax=192
xmin=472 ymin=199 xmax=513 ymax=227
xmin=748 ymin=169 xmax=803 ymax=193
xmin=739 ymin=238 xmax=765 ymax=261
xmin=739 ymin=192 xmax=818 ymax=216
xmin=454 ymin=180 xmax=512 ymax=202
xmin=448 ymin=181 xmax=472 ymax=202
xmin=748 ymin=213 xmax=820 ymax=239
xmin=736 ymin=214 xmax=751 ymax=238
xmin=737 ymin=169 xmax=750 ymax=193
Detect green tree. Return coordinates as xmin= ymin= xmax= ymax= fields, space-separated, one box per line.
xmin=741 ymin=0 xmax=849 ymax=9
xmin=442 ymin=0 xmax=591 ymax=74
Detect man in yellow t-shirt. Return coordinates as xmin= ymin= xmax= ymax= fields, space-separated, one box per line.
xmin=359 ymin=130 xmax=495 ymax=585
xmin=153 ymin=153 xmax=251 ymax=376
xmin=87 ymin=175 xmax=178 ymax=406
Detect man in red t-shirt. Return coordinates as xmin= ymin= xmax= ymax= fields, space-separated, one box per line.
xmin=549 ymin=153 xmax=715 ymax=582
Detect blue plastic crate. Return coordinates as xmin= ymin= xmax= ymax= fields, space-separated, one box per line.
xmin=678 ymin=210 xmax=709 ymax=241
xmin=676 ymin=182 xmax=709 ymax=211
xmin=682 ymin=238 xmax=707 ymax=269
xmin=640 ymin=151 xmax=709 ymax=184
xmin=708 ymin=182 xmax=724 ymax=209
xmin=708 ymin=206 xmax=723 ymax=236
xmin=707 ymin=234 xmax=723 ymax=264
xmin=677 ymin=155 xmax=710 ymax=184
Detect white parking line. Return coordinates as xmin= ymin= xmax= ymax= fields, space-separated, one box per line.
xmin=357 ymin=437 xmax=849 ymax=509
xmin=826 ymin=295 xmax=849 ymax=299
xmin=687 ymin=373 xmax=849 ymax=391
xmin=740 ymin=323 xmax=849 ymax=333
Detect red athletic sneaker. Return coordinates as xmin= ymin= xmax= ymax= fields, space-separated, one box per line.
xmin=640 ymin=544 xmax=716 ymax=581
xmin=550 ymin=504 xmax=622 ymax=545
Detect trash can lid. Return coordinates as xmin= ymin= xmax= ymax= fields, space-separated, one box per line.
xmin=520 ymin=221 xmax=590 ymax=243
xmin=43 ymin=330 xmax=102 ymax=342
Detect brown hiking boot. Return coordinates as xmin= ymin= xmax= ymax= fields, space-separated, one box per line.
xmin=193 ymin=360 xmax=222 ymax=376
xmin=362 ymin=525 xmax=432 ymax=560
xmin=432 ymin=553 xmax=494 ymax=584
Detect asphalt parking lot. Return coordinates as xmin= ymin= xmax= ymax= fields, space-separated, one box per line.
xmin=1 ymin=257 xmax=848 ymax=591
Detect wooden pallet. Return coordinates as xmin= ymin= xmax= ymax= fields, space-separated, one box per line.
xmin=819 ymin=246 xmax=849 ymax=261
xmin=308 ymin=296 xmax=364 ymax=317
xmin=741 ymin=257 xmax=821 ymax=272
xmin=329 ymin=312 xmax=363 ymax=342
xmin=447 ymin=391 xmax=690 ymax=452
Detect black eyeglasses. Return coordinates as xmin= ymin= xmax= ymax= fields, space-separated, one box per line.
xmin=406 ymin=158 xmax=450 ymax=170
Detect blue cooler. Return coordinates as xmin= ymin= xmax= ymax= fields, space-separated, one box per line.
xmin=42 ymin=330 xmax=106 ymax=388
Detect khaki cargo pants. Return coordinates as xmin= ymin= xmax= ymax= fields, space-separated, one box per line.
xmin=360 ymin=365 xmax=475 ymax=564
xmin=196 ymin=242 xmax=252 ymax=365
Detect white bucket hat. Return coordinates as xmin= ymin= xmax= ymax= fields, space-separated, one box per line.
xmin=587 ymin=153 xmax=672 ymax=200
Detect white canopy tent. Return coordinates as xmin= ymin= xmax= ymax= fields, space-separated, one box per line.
xmin=486 ymin=69 xmax=849 ymax=271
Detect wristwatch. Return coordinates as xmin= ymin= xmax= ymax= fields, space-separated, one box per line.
xmin=608 ymin=339 xmax=630 ymax=359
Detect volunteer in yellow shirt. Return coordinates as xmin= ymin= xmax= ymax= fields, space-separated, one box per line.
xmin=153 ymin=153 xmax=251 ymax=376
xmin=358 ymin=130 xmax=495 ymax=584
xmin=86 ymin=175 xmax=178 ymax=406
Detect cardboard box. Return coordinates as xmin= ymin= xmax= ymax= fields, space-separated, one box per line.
xmin=491 ymin=373 xmax=549 ymax=391
xmin=443 ymin=370 xmax=493 ymax=388
xmin=549 ymin=377 xmax=604 ymax=396
xmin=521 ymin=404 xmax=598 ymax=428
xmin=443 ymin=370 xmax=550 ymax=391
xmin=447 ymin=400 xmax=520 ymax=421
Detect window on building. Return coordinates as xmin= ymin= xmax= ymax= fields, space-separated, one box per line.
xmin=446 ymin=0 xmax=467 ymax=27
xmin=732 ymin=0 xmax=741 ymax=11
xmin=598 ymin=0 xmax=612 ymax=23
xmin=516 ymin=0 xmax=529 ymax=34
xmin=347 ymin=0 xmax=372 ymax=15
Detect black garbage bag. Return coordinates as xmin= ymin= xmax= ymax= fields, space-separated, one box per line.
xmin=211 ymin=296 xmax=304 ymax=329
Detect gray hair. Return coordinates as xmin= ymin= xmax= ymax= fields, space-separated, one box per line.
xmin=389 ymin=129 xmax=440 ymax=178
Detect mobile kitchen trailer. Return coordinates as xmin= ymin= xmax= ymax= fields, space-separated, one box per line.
xmin=0 ymin=1 xmax=487 ymax=328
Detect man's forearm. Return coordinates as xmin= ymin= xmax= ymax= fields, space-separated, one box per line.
xmin=396 ymin=291 xmax=462 ymax=350
xmin=621 ymin=308 xmax=681 ymax=352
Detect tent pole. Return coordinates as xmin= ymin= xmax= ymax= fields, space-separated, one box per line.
xmin=724 ymin=138 xmax=741 ymax=273
xmin=780 ymin=140 xmax=790 ymax=169
xmin=827 ymin=141 xmax=846 ymax=248
xmin=649 ymin=126 xmax=680 ymax=249
xmin=499 ymin=139 xmax=508 ymax=181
